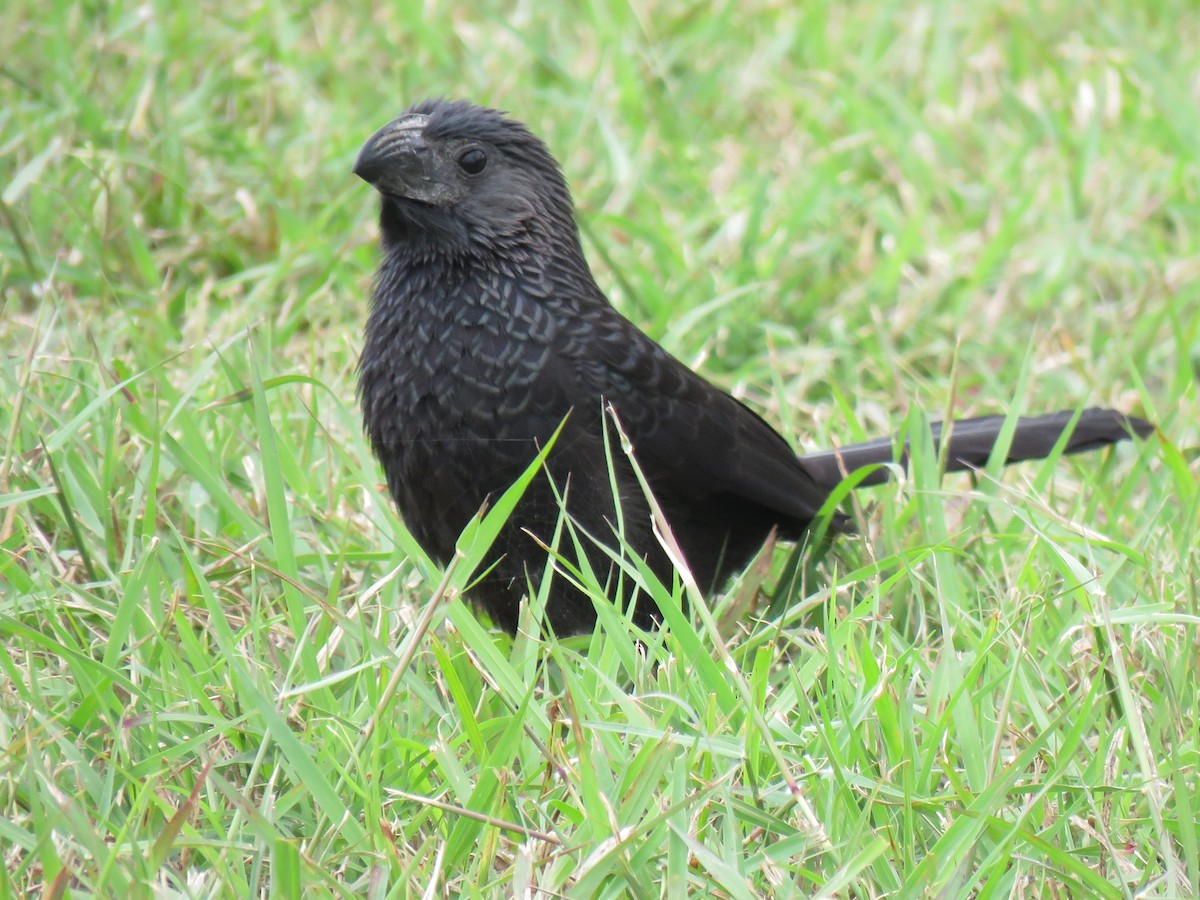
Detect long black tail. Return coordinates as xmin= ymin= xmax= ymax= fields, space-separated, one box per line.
xmin=799 ymin=408 xmax=1154 ymax=489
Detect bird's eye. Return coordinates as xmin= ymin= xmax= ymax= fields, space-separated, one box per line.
xmin=457 ymin=148 xmax=487 ymax=175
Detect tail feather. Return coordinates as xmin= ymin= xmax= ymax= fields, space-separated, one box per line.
xmin=799 ymin=408 xmax=1154 ymax=489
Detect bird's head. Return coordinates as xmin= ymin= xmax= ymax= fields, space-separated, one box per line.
xmin=354 ymin=99 xmax=579 ymax=256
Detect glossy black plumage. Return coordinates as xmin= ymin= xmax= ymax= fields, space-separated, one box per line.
xmin=355 ymin=100 xmax=1153 ymax=635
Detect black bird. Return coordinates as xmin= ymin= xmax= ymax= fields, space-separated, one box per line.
xmin=354 ymin=99 xmax=1152 ymax=635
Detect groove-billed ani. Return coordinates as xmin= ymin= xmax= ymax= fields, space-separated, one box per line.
xmin=354 ymin=99 xmax=1153 ymax=635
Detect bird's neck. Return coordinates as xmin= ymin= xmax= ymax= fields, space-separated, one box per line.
xmin=378 ymin=214 xmax=600 ymax=304
xmin=377 ymin=195 xmax=588 ymax=264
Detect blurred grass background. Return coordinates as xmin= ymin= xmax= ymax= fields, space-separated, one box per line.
xmin=2 ymin=0 xmax=1197 ymax=895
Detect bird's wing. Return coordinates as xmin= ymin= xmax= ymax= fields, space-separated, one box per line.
xmin=542 ymin=304 xmax=838 ymax=530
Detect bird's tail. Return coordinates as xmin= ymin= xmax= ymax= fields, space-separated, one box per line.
xmin=798 ymin=408 xmax=1154 ymax=489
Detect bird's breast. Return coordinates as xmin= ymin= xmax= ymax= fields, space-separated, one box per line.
xmin=360 ymin=262 xmax=564 ymax=465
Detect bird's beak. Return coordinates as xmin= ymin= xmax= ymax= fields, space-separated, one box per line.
xmin=353 ymin=113 xmax=431 ymax=189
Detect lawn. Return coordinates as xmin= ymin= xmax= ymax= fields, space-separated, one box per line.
xmin=2 ymin=0 xmax=1197 ymax=895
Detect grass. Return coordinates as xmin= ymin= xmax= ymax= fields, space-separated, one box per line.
xmin=2 ymin=0 xmax=1198 ymax=895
